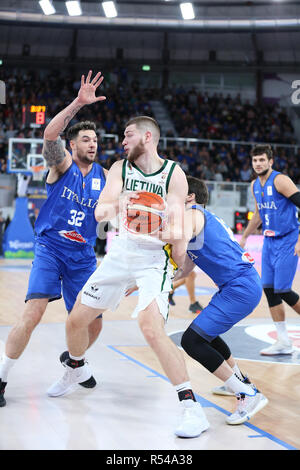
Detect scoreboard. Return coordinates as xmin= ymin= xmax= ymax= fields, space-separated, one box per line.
xmin=22 ymin=105 xmax=46 ymax=127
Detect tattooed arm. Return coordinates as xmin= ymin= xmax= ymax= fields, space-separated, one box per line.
xmin=44 ymin=71 xmax=106 ymax=182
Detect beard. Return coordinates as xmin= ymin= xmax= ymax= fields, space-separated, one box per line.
xmin=77 ymin=150 xmax=96 ymax=164
xmin=127 ymin=140 xmax=145 ymax=163
xmin=254 ymin=168 xmax=269 ymax=177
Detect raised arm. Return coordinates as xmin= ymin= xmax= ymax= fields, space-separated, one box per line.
xmin=43 ymin=71 xmax=106 ymax=179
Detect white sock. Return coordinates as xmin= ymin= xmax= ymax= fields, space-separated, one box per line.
xmin=174 ymin=381 xmax=192 ymax=394
xmin=174 ymin=381 xmax=196 ymax=405
xmin=0 ymin=354 xmax=17 ymax=382
xmin=69 ymin=353 xmax=85 ymax=362
xmin=225 ymin=373 xmax=255 ymax=396
xmin=232 ymin=364 xmax=244 ymax=381
xmin=274 ymin=321 xmax=290 ymax=343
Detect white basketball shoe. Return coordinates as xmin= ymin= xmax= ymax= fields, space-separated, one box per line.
xmin=260 ymin=339 xmax=294 ymax=356
xmin=175 ymin=400 xmax=210 ymax=438
xmin=47 ymin=363 xmax=94 ymax=397
xmin=226 ymin=390 xmax=268 ymax=425
xmin=212 ymin=374 xmax=255 ymax=397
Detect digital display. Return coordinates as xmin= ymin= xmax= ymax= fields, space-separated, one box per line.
xmin=30 ymin=105 xmax=46 ymax=113
xmin=22 ymin=105 xmax=46 ymax=127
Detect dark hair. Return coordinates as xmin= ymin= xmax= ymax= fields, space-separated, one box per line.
xmin=250 ymin=144 xmax=273 ymax=160
xmin=187 ymin=176 xmax=209 ymax=205
xmin=125 ymin=115 xmax=160 ymax=141
xmin=66 ymin=121 xmax=97 ymax=141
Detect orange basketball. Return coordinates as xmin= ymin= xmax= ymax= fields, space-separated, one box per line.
xmin=125 ymin=191 xmax=166 ymax=235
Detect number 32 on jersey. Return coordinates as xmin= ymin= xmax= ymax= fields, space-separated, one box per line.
xmin=68 ymin=209 xmax=85 ymax=227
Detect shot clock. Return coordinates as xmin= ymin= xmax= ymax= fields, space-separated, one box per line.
xmin=22 ymin=105 xmax=46 ymax=127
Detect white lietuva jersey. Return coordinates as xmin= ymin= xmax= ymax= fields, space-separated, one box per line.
xmin=119 ymin=158 xmax=177 ymax=247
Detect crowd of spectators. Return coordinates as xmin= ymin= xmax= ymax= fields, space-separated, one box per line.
xmin=163 ymin=87 xmax=295 ymax=145
xmin=0 ymin=69 xmax=300 ymax=183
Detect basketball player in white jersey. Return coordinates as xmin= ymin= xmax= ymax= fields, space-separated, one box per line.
xmin=47 ymin=115 xmax=209 ymax=439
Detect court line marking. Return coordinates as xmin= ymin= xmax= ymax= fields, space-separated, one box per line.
xmin=108 ymin=344 xmax=297 ymax=451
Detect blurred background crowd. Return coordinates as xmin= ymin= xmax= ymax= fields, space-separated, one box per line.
xmin=0 ymin=69 xmax=299 ymax=183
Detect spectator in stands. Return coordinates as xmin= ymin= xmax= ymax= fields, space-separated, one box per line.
xmin=240 ymin=162 xmax=252 ymax=182
xmin=0 ymin=70 xmax=299 ymax=183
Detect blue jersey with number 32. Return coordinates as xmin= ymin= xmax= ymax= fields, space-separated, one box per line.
xmin=187 ymin=205 xmax=255 ymax=287
xmin=34 ymin=161 xmax=106 ymax=260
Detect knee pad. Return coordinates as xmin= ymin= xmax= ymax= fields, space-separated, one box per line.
xmin=181 ymin=327 xmax=225 ymax=373
xmin=264 ymin=287 xmax=282 ymax=308
xmin=210 ymin=336 xmax=231 ymax=361
xmin=280 ymin=291 xmax=299 ymax=307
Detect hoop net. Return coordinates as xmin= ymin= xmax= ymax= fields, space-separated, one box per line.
xmin=31 ymin=164 xmax=46 ymax=181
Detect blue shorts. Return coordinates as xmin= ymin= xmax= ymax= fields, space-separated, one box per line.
xmin=261 ymin=230 xmax=299 ymax=293
xmin=26 ymin=242 xmax=97 ymax=313
xmin=190 ymin=269 xmax=262 ymax=342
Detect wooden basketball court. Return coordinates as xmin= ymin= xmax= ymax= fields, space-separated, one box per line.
xmin=0 ymin=258 xmax=299 ymax=450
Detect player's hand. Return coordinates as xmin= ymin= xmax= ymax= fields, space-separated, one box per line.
xmin=294 ymin=240 xmax=300 ymax=257
xmin=77 ymin=71 xmax=106 ymax=105
xmin=120 ymin=191 xmax=140 ymax=212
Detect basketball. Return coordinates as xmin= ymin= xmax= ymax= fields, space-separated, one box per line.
xmin=124 ymin=191 xmax=166 ymax=234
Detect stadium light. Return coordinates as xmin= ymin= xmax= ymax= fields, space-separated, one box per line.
xmin=180 ymin=3 xmax=195 ymax=20
xmin=39 ymin=0 xmax=56 ymax=15
xmin=102 ymin=1 xmax=118 ymax=18
xmin=65 ymin=1 xmax=82 ymax=16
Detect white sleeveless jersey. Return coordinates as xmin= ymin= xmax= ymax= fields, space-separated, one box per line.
xmin=119 ymin=158 xmax=177 ymax=248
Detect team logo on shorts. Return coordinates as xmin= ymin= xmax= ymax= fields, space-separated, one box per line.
xmin=91 ymin=284 xmax=99 ymax=292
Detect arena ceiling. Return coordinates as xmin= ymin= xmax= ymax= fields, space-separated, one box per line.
xmin=0 ymin=1 xmax=300 ymax=69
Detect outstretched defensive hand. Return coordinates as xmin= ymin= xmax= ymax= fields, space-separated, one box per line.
xmin=77 ymin=70 xmax=106 ymax=105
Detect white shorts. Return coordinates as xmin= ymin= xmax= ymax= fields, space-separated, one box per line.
xmin=81 ymin=236 xmax=175 ymax=320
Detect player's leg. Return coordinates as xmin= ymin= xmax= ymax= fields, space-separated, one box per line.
xmin=47 ymin=251 xmax=129 ymax=397
xmin=208 ymin=336 xmax=248 ymax=396
xmin=185 ymin=270 xmax=196 ymax=304
xmin=133 ymin=246 xmax=209 ymax=437
xmin=0 ymin=246 xmax=63 ymax=406
xmin=185 ymin=271 xmax=204 ymax=313
xmin=60 ymin=258 xmax=103 ymax=366
xmin=5 ymin=298 xmax=49 ymax=360
xmin=138 ymin=301 xmax=189 ymax=385
xmin=280 ymin=290 xmax=300 ymax=315
xmin=47 ymin=297 xmax=105 ymax=397
xmin=88 ymin=317 xmax=103 ymax=347
xmin=0 ymin=298 xmax=49 ymax=407
xmin=260 ymin=235 xmax=298 ymax=355
xmin=168 ymin=277 xmax=186 ymax=306
xmin=181 ymin=271 xmax=268 ymax=425
xmin=138 ymin=299 xmax=209 ymax=438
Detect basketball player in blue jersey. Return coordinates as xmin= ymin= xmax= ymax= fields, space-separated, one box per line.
xmin=240 ymin=144 xmax=300 ymax=356
xmin=0 ymin=71 xmax=107 ymax=407
xmin=177 ymin=176 xmax=268 ymax=425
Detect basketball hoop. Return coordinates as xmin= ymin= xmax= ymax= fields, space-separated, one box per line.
xmin=31 ymin=165 xmax=46 ymax=181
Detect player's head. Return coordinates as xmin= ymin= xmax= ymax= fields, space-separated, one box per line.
xmin=67 ymin=121 xmax=98 ymax=164
xmin=186 ymin=176 xmax=209 ymax=206
xmin=250 ymin=144 xmax=273 ymax=177
xmin=122 ymin=116 xmax=160 ymax=162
